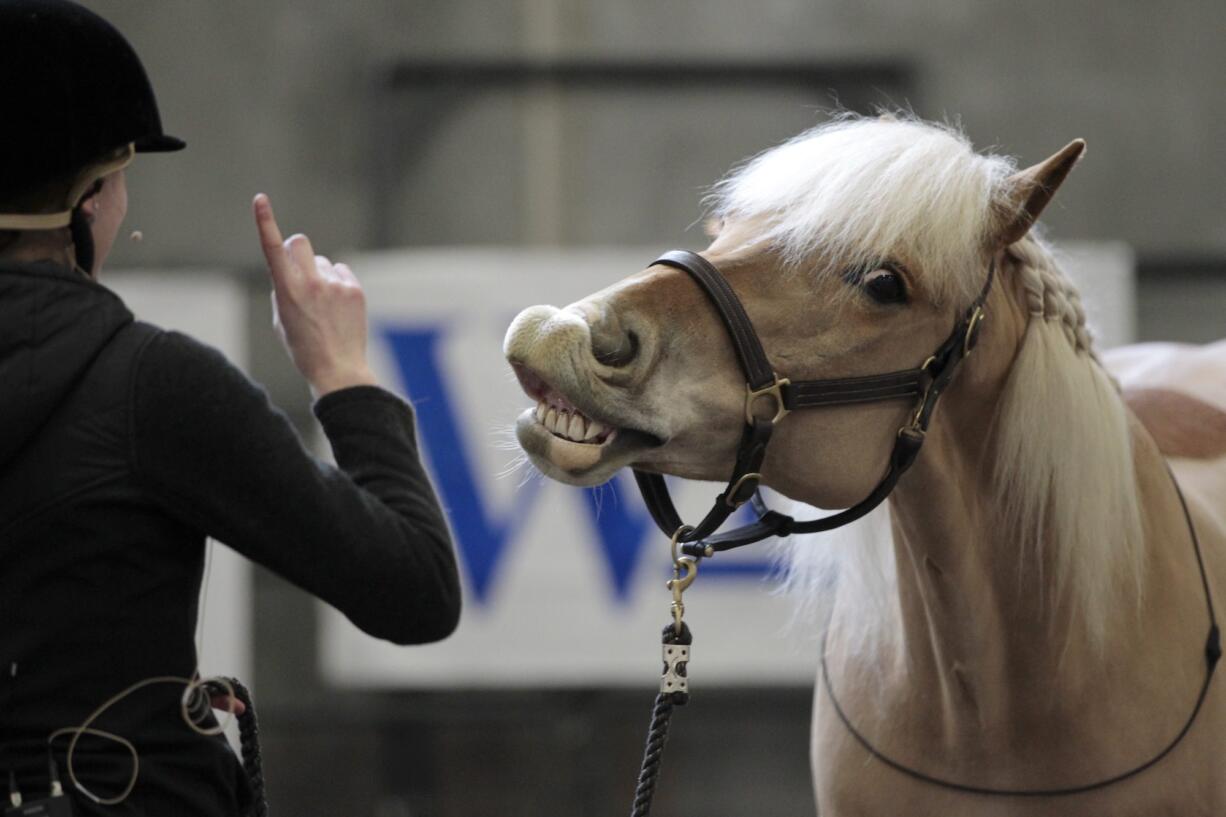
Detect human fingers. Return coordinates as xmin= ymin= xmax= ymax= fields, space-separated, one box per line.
xmin=333 ymin=262 xmax=360 ymax=285
xmin=253 ymin=194 xmax=290 ymax=281
xmin=284 ymin=234 xmax=316 ymax=282
xmin=209 ymin=693 xmax=247 ymax=717
xmin=314 ymin=254 xmax=339 ymax=283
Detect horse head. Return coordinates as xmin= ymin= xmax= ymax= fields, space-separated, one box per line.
xmin=504 ymin=116 xmax=1083 ymax=511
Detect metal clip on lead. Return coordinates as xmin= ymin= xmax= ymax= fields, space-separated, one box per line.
xmin=660 ymin=525 xmax=698 ymax=700
xmin=666 ymin=526 xmax=698 ymax=635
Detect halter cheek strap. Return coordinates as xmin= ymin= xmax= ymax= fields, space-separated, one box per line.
xmin=633 ymin=249 xmax=993 ymax=557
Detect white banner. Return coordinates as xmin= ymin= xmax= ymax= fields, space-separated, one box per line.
xmin=318 ymin=243 xmax=1133 ymax=687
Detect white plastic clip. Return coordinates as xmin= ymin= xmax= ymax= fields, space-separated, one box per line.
xmin=661 ymin=643 xmax=690 ymax=694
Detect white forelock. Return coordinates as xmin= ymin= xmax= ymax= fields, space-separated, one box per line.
xmin=708 ymin=114 xmax=1015 ymax=306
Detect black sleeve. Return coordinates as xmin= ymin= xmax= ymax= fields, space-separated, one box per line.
xmin=129 ymin=329 xmax=461 ymax=644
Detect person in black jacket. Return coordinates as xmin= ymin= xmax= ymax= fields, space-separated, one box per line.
xmin=0 ymin=2 xmax=462 ymax=815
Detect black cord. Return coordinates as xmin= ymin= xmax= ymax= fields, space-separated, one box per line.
xmin=221 ymin=678 xmax=267 ymax=817
xmin=46 ymin=749 xmax=62 ymax=796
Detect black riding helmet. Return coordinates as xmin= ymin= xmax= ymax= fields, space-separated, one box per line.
xmin=0 ymin=0 xmax=184 ymax=269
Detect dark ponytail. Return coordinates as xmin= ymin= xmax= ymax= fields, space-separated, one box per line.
xmin=68 ymin=178 xmax=106 ymax=275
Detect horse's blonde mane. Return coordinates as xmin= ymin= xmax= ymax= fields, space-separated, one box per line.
xmin=755 ymin=119 xmax=1145 ymax=655
xmin=990 ymin=239 xmax=1144 ymax=648
xmin=708 ymin=114 xmax=1014 ymax=305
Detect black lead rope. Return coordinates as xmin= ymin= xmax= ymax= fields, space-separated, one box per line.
xmin=226 ymin=678 xmax=268 ymax=817
xmin=821 ymin=467 xmax=1220 ymax=797
xmin=629 ymin=624 xmax=692 ymax=817
xmin=204 ymin=678 xmax=268 ymax=817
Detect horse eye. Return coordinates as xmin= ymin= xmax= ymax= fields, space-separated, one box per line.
xmin=864 ymin=268 xmax=908 ymax=304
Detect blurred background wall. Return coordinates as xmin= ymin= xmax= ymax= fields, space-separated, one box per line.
xmin=90 ymin=1 xmax=1224 ymax=815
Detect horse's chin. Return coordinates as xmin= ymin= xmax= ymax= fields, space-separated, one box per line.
xmin=515 ymin=410 xmax=658 ymax=486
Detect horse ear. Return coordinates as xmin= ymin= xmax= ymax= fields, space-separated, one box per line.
xmin=995 ymin=139 xmax=1086 ymax=246
xmin=703 ymin=217 xmax=725 ymax=238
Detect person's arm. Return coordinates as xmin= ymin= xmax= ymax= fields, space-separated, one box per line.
xmin=130 ymin=329 xmax=461 ymax=644
xmin=135 ymin=193 xmax=461 ymax=644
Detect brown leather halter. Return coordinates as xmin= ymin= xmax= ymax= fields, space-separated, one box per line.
xmin=633 ymin=249 xmax=992 ymax=558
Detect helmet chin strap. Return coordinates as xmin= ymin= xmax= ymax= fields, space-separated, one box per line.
xmin=0 ymin=144 xmax=134 ymax=274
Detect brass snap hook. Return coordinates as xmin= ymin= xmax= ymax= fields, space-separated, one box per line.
xmin=669 ymin=555 xmax=699 ymax=599
xmin=667 ymin=525 xmax=698 ymax=633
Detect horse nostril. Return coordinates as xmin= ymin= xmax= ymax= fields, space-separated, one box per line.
xmin=592 ymin=327 xmax=639 ymax=367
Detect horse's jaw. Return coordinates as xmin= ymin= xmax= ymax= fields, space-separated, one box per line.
xmin=512 ymin=407 xmax=661 ymax=486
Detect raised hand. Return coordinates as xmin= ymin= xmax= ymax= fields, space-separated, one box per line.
xmin=253 ymin=194 xmax=378 ymax=398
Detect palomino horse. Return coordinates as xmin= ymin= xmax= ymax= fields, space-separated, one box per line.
xmin=504 ymin=115 xmax=1226 ymax=815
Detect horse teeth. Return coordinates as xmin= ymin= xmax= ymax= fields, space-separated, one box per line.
xmin=535 ymin=397 xmax=608 ymax=444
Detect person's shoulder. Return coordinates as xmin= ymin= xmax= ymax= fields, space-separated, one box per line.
xmin=133 ymin=324 xmax=265 ymax=408
xmin=136 ymin=324 xmax=247 ymax=376
xmin=127 ymin=325 xmax=290 ymax=487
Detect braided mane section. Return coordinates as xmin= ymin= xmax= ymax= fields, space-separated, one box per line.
xmin=1009 ymin=239 xmax=1095 ymax=357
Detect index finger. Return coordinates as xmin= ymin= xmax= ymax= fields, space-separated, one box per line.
xmin=253 ymin=194 xmax=289 ymax=275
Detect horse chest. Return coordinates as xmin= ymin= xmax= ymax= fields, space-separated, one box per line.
xmin=810 ymin=679 xmax=1226 ymax=817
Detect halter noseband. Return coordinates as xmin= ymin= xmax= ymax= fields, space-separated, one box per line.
xmin=633 ymin=249 xmax=994 ymax=557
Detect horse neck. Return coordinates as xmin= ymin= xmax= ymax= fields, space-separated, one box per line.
xmin=876 ymin=266 xmax=1191 ymax=733
xmin=884 ymin=416 xmax=1082 ymax=722
xmin=884 ymin=266 xmax=1044 ymax=684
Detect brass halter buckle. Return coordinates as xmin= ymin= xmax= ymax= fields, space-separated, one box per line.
xmin=745 ymin=376 xmax=791 ymax=426
xmin=724 ymin=472 xmax=762 ymax=509
xmin=902 ymin=357 xmax=939 ymax=434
